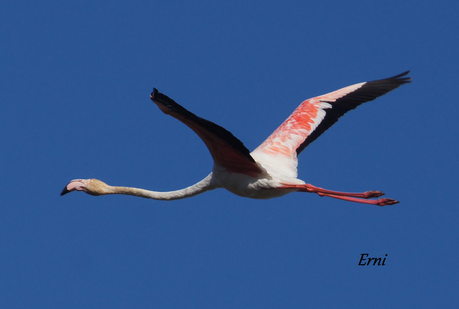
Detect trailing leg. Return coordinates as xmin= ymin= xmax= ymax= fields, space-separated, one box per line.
xmin=318 ymin=192 xmax=399 ymax=206
xmin=280 ymin=183 xmax=399 ymax=206
xmin=281 ymin=184 xmax=384 ymax=198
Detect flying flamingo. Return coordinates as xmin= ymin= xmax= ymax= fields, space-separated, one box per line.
xmin=61 ymin=71 xmax=410 ymax=206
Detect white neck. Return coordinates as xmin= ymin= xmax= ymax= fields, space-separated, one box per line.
xmin=107 ymin=173 xmax=216 ymax=200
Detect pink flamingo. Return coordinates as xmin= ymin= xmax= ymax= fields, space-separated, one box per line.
xmin=61 ymin=71 xmax=410 ymax=206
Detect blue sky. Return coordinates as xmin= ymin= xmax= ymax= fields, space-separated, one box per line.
xmin=1 ymin=0 xmax=458 ymax=308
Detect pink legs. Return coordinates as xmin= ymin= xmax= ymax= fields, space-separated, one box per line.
xmin=314 ymin=193 xmax=398 ymax=206
xmin=280 ymin=184 xmax=399 ymax=206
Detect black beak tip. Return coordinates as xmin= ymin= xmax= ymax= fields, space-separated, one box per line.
xmin=60 ymin=187 xmax=70 ymax=196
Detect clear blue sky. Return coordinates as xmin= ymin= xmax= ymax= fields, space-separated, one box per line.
xmin=1 ymin=0 xmax=458 ymax=308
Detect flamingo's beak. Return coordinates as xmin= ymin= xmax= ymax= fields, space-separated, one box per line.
xmin=60 ymin=179 xmax=90 ymax=196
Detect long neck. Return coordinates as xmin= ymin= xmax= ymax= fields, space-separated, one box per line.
xmin=106 ymin=173 xmax=216 ymax=200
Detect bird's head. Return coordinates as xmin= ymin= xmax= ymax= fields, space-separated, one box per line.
xmin=60 ymin=179 xmax=112 ymax=196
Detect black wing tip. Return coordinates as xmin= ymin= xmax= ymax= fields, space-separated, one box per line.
xmin=150 ymin=88 xmax=159 ymax=98
xmin=387 ymin=70 xmax=411 ymax=84
xmin=150 ymin=88 xmax=178 ymax=107
xmin=363 ymin=70 xmax=412 ymax=90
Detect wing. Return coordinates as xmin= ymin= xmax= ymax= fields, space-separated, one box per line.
xmin=150 ymin=89 xmax=264 ymax=177
xmin=251 ymin=71 xmax=411 ymax=177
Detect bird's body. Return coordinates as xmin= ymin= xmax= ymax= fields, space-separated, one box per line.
xmin=62 ymin=71 xmax=411 ymax=206
xmin=211 ymin=165 xmax=299 ymax=199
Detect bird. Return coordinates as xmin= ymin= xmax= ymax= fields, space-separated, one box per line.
xmin=61 ymin=71 xmax=410 ymax=206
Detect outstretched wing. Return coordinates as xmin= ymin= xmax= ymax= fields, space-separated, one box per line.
xmin=251 ymin=71 xmax=411 ymax=177
xmin=150 ymin=89 xmax=264 ymax=177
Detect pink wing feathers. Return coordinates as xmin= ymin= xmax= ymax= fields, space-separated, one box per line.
xmin=251 ymin=71 xmax=411 ymax=177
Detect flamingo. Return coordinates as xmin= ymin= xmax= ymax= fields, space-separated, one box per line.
xmin=61 ymin=71 xmax=410 ymax=206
